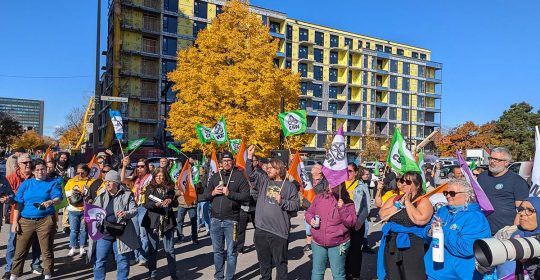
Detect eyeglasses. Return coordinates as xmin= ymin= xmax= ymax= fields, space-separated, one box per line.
xmin=398 ymin=178 xmax=413 ymax=185
xmin=136 ymin=165 xmax=146 ymax=169
xmin=347 ymin=169 xmax=354 ymax=173
xmin=76 ymin=172 xmax=84 ymax=176
xmin=20 ymin=161 xmax=31 ymax=165
xmin=97 ymin=161 xmax=104 ymax=164
xmin=443 ymin=191 xmax=466 ymax=197
xmin=517 ymin=206 xmax=536 ymax=216
xmin=488 ymin=157 xmax=507 ymax=163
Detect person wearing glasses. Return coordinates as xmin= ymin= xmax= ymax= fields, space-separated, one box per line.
xmin=121 ymin=157 xmax=152 ymax=266
xmin=378 ymin=171 xmax=434 ymax=280
xmin=477 ymin=147 xmax=529 ymax=235
xmin=64 ymin=164 xmax=95 ymax=257
xmin=9 ymin=159 xmax=63 ymax=280
xmin=421 ymin=179 xmax=491 ymax=280
xmin=87 ymin=163 xmax=112 ymax=204
xmin=4 ymin=154 xmax=43 ymax=280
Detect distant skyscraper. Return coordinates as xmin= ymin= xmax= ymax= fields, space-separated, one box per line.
xmin=0 ymin=97 xmax=45 ymax=135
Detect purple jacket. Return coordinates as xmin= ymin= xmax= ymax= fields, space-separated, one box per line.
xmin=305 ymin=192 xmax=357 ymax=247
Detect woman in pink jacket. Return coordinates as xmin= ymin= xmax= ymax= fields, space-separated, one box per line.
xmin=305 ymin=183 xmax=357 ymax=280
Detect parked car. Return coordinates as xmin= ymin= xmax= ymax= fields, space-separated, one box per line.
xmin=509 ymin=161 xmax=534 ymax=185
xmin=438 ymin=158 xmax=459 ymax=167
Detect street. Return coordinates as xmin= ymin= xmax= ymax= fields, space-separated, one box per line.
xmin=0 ymin=211 xmax=381 ymax=279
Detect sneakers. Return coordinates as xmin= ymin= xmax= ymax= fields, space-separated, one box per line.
xmin=67 ymin=248 xmax=76 ymax=257
xmin=44 ymin=275 xmax=52 ymax=279
xmin=2 ymin=272 xmax=10 ymax=280
xmin=32 ymin=267 xmax=43 ymax=275
xmin=79 ymin=247 xmax=86 ymax=256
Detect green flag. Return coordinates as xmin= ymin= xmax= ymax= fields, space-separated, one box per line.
xmin=167 ymin=143 xmax=182 ymax=155
xmin=211 ymin=116 xmax=229 ymax=144
xmin=192 ymin=162 xmax=201 ymax=185
xmin=469 ymin=159 xmax=477 ymax=171
xmin=278 ymin=110 xmax=307 ymax=137
xmin=127 ymin=137 xmax=146 ymax=151
xmin=195 ymin=124 xmax=213 ymax=144
xmin=229 ymin=139 xmax=241 ymax=154
xmin=55 ymin=178 xmax=68 ymax=210
xmin=373 ymin=162 xmax=380 ymax=177
xmin=169 ymin=161 xmax=180 ymax=183
xmin=386 ymin=128 xmax=421 ymax=175
xmin=417 ymin=150 xmax=427 ymax=193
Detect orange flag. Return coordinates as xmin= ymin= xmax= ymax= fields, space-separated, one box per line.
xmin=177 ymin=160 xmax=197 ymax=205
xmin=88 ymin=155 xmax=102 ymax=179
xmin=288 ymin=151 xmax=316 ymax=203
xmin=235 ymin=138 xmax=247 ymax=170
xmin=42 ymin=146 xmax=52 ymax=162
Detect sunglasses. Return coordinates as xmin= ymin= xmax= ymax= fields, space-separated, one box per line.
xmin=443 ymin=191 xmax=466 ymax=197
xmin=136 ymin=165 xmax=146 ymax=168
xmin=20 ymin=161 xmax=31 ymax=165
xmin=347 ymin=169 xmax=354 ymax=173
xmin=97 ymin=161 xmax=104 ymax=164
xmin=398 ymin=178 xmax=413 ymax=185
xmin=517 ymin=206 xmax=536 ymax=216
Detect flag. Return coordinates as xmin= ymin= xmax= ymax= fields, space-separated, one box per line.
xmin=88 ymin=155 xmax=102 ymax=180
xmin=54 ymin=178 xmax=68 ymax=210
xmin=469 ymin=159 xmax=477 ymax=171
xmin=289 ymin=151 xmax=315 ymax=203
xmin=373 ymin=162 xmax=380 ymax=177
xmin=417 ymin=150 xmax=427 ymax=193
xmin=109 ymin=110 xmax=124 ymax=140
xmin=42 ymin=146 xmax=52 ymax=162
xmin=195 ymin=124 xmax=213 ymax=144
xmin=167 ymin=143 xmax=183 ymax=155
xmin=529 ymin=126 xmax=540 ymax=197
xmin=457 ymin=150 xmax=494 ymax=215
xmin=169 ymin=160 xmax=180 ymax=183
xmin=192 ymin=162 xmax=201 ymax=185
xmin=127 ymin=137 xmax=146 ymax=151
xmin=386 ymin=128 xmax=422 ymax=175
xmin=235 ymin=138 xmax=247 ymax=170
xmin=211 ymin=116 xmax=228 ymax=144
xmin=278 ymin=110 xmax=307 ymax=137
xmin=413 ymin=182 xmax=448 ymax=206
xmin=177 ymin=161 xmax=197 ymax=205
xmin=229 ymin=139 xmax=242 ymax=154
xmin=322 ymin=124 xmax=348 ymax=188
xmin=83 ymin=201 xmax=106 ymax=241
xmin=208 ymin=149 xmax=219 ymax=184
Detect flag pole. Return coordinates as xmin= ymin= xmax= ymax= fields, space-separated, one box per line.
xmin=118 ymin=139 xmax=125 ymax=158
xmin=283 ymin=137 xmax=293 ymax=160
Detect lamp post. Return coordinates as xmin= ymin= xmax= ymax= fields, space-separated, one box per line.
xmin=92 ymin=0 xmax=101 ymax=155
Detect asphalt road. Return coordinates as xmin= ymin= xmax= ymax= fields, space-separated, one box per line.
xmin=0 ymin=210 xmax=381 ymax=280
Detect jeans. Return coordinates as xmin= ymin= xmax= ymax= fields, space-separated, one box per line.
xmin=5 ymin=226 xmax=42 ymax=273
xmin=131 ymin=207 xmax=148 ymax=262
xmin=68 ymin=211 xmax=87 ymax=248
xmin=177 ymin=207 xmax=197 ymax=242
xmin=94 ymin=237 xmax=130 ymax=280
xmin=311 ymin=240 xmax=350 ymax=280
xmin=146 ymin=229 xmax=176 ymax=278
xmin=254 ymin=229 xmax=288 ymax=280
xmin=197 ymin=201 xmax=211 ymax=230
xmin=210 ymin=218 xmax=238 ymax=280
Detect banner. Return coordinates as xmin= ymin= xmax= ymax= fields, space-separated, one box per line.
xmin=83 ymin=201 xmax=106 ymax=241
xmin=386 ymin=128 xmax=421 ymax=175
xmin=195 ymin=124 xmax=213 ymax=144
xmin=127 ymin=137 xmax=146 ymax=151
xmin=211 ymin=116 xmax=228 ymax=144
xmin=42 ymin=146 xmax=52 ymax=162
xmin=322 ymin=124 xmax=348 ymax=188
xmin=457 ymin=150 xmax=494 ymax=215
xmin=529 ymin=126 xmax=540 ymax=197
xmin=109 ymin=110 xmax=124 ymax=140
xmin=278 ymin=110 xmax=307 ymax=137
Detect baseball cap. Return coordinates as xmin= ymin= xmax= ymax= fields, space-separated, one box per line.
xmin=221 ymin=151 xmax=234 ymax=161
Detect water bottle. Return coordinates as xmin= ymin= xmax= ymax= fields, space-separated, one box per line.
xmin=432 ymin=224 xmax=444 ymax=263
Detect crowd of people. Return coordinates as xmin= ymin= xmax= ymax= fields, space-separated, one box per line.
xmin=0 ymin=145 xmax=536 ymax=279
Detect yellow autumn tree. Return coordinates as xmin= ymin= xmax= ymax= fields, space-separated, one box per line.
xmin=12 ymin=130 xmax=44 ymax=150
xmin=167 ymin=0 xmax=306 ymax=154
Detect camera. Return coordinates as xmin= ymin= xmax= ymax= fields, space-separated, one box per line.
xmin=474 ymin=236 xmax=540 ymax=267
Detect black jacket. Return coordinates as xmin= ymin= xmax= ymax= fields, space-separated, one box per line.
xmin=142 ymin=185 xmax=178 ymax=233
xmin=201 ymin=168 xmax=249 ymax=222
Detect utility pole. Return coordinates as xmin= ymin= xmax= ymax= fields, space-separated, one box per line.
xmin=92 ymin=0 xmax=101 ymax=155
xmin=279 ymin=95 xmax=285 ymax=150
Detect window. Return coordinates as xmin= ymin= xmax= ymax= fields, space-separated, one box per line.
xmin=315 ymin=31 xmax=324 ymax=46
xmin=164 ymin=0 xmax=178 ymax=12
xmin=348 ymin=70 xmax=352 ymax=83
xmin=286 ymin=43 xmax=292 ymax=57
xmin=417 ymin=96 xmax=425 ymax=108
xmin=402 ymin=78 xmax=410 ymax=91
xmin=314 ymin=66 xmax=323 ymax=81
xmin=412 ymin=52 xmax=419 ymax=59
xmin=362 ymin=72 xmax=368 ymax=86
xmin=390 ymin=60 xmax=398 ymax=72
xmin=371 ymin=72 xmax=376 ymax=87
xmin=389 ymin=108 xmax=396 ymax=120
xmin=397 ymin=49 xmax=404 ymax=56
xmin=418 ymin=81 xmax=425 ymax=93
xmin=269 ymin=21 xmax=280 ymax=33
xmin=285 ymin=60 xmax=291 ymax=69
xmin=402 ymin=109 xmax=409 ymax=121
xmin=300 ymin=82 xmax=309 ymax=95
xmin=348 ymin=54 xmax=352 ymax=66
xmin=216 ymin=5 xmax=223 ymax=15
xmin=362 ymin=88 xmax=368 ymax=101
xmin=390 ymin=76 xmax=397 ymax=89
xmin=317 ymin=134 xmax=326 ymax=148
xmin=417 ymin=125 xmax=424 ymax=138
xmin=389 ymin=92 xmax=397 ymax=105
xmin=261 ymin=15 xmax=268 ymax=26
xmin=402 ymin=93 xmax=409 ymax=106
xmin=142 ymin=37 xmax=157 ymax=53
xmin=384 ymin=46 xmax=392 ymax=53
xmin=194 ymin=0 xmax=208 ymax=19
xmin=328 ymin=102 xmax=338 ymax=114
xmin=362 ymin=105 xmax=367 ymax=117
xmin=418 ymin=66 xmax=425 ymax=77
xmin=313 ymin=84 xmax=322 ymax=97
xmin=330 ymin=51 xmax=338 ymax=64
xmin=161 ymin=59 xmax=176 ymax=78
xmin=162 ymin=16 xmax=178 ymax=34
xmin=286 ymin=25 xmax=292 ymax=40
xmin=344 ymin=38 xmax=353 ymax=49
xmin=420 ymin=53 xmax=427 ymax=60
xmin=417 ymin=110 xmax=425 ymax=122
xmin=376 ymin=44 xmax=383 ymax=52
xmin=363 ymin=55 xmax=369 ymax=68
xmin=313 ymin=101 xmax=322 ymax=110
xmin=299 ymin=46 xmax=308 ymax=59
xmin=299 ymin=99 xmax=307 ymax=109
xmin=401 ymin=124 xmax=409 ymax=137
xmin=365 ymin=42 xmax=371 ymax=49
xmin=330 ymin=34 xmax=339 ymax=48
xmin=162 ymin=37 xmax=177 ymax=56
xmin=357 ymin=40 xmax=362 ymax=49
xmin=329 ymin=68 xmax=338 ymax=82
xmin=403 ymin=62 xmax=410 ymax=75
xmin=314 ymin=49 xmax=323 ymax=63
xmin=329 ymin=86 xmax=338 ymax=98
xmin=298 ymin=63 xmax=308 ymax=78
xmin=299 ymin=28 xmax=309 ymax=41
xmin=193 ymin=21 xmax=207 ymax=38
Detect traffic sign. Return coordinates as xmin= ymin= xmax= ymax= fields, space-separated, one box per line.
xmin=100 ymin=96 xmax=128 ymax=102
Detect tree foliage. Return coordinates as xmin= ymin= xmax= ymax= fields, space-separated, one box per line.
xmin=0 ymin=112 xmax=23 ymax=149
xmin=55 ymin=105 xmax=85 ymax=150
xmin=12 ymin=130 xmax=44 ymax=150
xmin=435 ymin=121 xmax=501 ymax=157
xmin=495 ymin=102 xmax=540 ymax=160
xmin=167 ymin=0 xmax=306 ymax=154
xmin=361 ymin=129 xmax=389 ymax=161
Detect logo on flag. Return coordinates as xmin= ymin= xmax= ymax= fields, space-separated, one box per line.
xmin=127 ymin=138 xmax=146 ymax=151
xmin=83 ymin=202 xmax=106 ymax=241
xmin=278 ymin=110 xmax=307 ymax=137
xmin=211 ymin=116 xmax=228 ymax=144
xmin=387 ymin=128 xmax=421 ymax=175
xmin=88 ymin=155 xmax=101 ymax=179
xmin=109 ymin=110 xmax=124 ymax=140
xmin=195 ymin=124 xmax=214 ymax=144
xmin=229 ymin=139 xmax=241 ymax=154
xmin=322 ymin=124 xmax=348 ymax=188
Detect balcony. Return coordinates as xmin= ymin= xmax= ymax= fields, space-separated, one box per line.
xmin=298 ymin=37 xmax=315 ymax=46
xmin=275 ymin=51 xmax=286 ymax=58
xmin=140 ymin=110 xmax=158 ymax=120
xmin=426 ymin=61 xmax=443 ymax=69
xmin=122 ymin=0 xmax=161 ymax=13
xmin=270 ymin=31 xmax=286 ymax=39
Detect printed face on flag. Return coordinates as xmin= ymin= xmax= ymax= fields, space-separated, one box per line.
xmin=299 ymin=162 xmax=313 ymax=190
xmin=230 ymin=141 xmax=240 ymax=153
xmin=212 ymin=123 xmax=226 ymax=142
xmin=202 ymin=127 xmax=212 ymax=141
xmin=325 ymin=142 xmax=346 ymax=168
xmin=284 ymin=113 xmax=303 ymax=133
xmin=89 ymin=164 xmax=101 ymax=179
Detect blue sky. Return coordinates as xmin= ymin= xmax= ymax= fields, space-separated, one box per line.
xmin=1 ymin=1 xmax=539 ymax=137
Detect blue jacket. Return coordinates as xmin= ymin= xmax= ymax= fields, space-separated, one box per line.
xmin=422 ymin=203 xmax=491 ymax=280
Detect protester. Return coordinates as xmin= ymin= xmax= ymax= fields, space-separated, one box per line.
xmin=56 ymin=152 xmax=74 ymax=233
xmin=143 ymin=168 xmax=178 ymax=280
xmin=345 ymin=164 xmax=371 ymax=280
xmin=237 ymin=154 xmax=260 ymax=254
xmin=305 ymin=183 xmax=356 ymax=280
xmin=424 ymin=164 xmax=436 ymax=191
xmin=4 ymin=154 xmax=43 ymax=279
xmin=177 ymin=171 xmax=199 ymax=245
xmin=121 ymin=156 xmax=152 ymax=266
xmin=159 ymin=157 xmax=170 ymax=171
xmin=89 ymin=170 xmax=138 ymax=280
xmin=421 ymin=179 xmax=491 ymax=279
xmin=304 ymin=163 xmax=328 ymax=252
xmin=374 ymin=174 xmax=404 ymax=208
xmin=64 ymin=164 xmax=95 ymax=257
xmin=246 ymin=146 xmax=300 ymax=279
xmin=377 ymin=171 xmax=433 ymax=280
xmin=87 ymin=164 xmax=112 ymax=204
xmin=434 ymin=163 xmax=463 ymax=186
xmin=0 ymin=174 xmax=14 ymax=232
xmin=195 ymin=165 xmax=210 ymax=234
xmin=359 ymin=167 xmax=375 ymax=200
xmin=477 ymin=147 xmax=529 ymax=235
xmin=10 ymin=159 xmax=63 ymax=280
xmin=45 ymin=160 xmax=60 ymax=181
xmin=201 ymin=151 xmax=249 ymax=280
xmin=5 ymin=148 xmax=25 ymax=176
